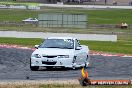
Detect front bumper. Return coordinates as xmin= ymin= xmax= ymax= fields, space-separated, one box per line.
xmin=30 ymin=57 xmax=73 ymax=68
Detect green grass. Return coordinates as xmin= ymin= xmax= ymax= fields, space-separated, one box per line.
xmin=80 ymin=40 xmax=132 ymax=54
xmin=63 ymin=9 xmax=132 ymax=24
xmin=0 ymin=37 xmax=42 ymax=46
xmin=0 ymin=9 xmax=132 ymax=24
xmin=0 ymin=37 xmax=132 ymax=54
xmin=86 ymin=10 xmax=132 ymax=24
xmin=0 ymin=9 xmax=38 ymax=22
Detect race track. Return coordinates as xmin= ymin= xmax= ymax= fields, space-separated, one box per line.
xmin=0 ymin=47 xmax=132 ymax=80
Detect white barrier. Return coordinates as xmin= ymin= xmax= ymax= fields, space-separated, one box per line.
xmin=0 ymin=31 xmax=117 ymax=42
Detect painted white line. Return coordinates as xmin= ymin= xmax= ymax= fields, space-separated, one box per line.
xmin=122 ymin=55 xmax=132 ymax=58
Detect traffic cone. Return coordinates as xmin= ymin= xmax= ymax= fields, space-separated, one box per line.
xmin=79 ymin=67 xmax=91 ymax=86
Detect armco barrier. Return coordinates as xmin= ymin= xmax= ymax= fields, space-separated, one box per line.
xmin=0 ymin=31 xmax=117 ymax=42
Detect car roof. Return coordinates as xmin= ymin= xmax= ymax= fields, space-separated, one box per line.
xmin=47 ymin=37 xmax=76 ymax=40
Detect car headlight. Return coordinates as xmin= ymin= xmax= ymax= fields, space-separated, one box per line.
xmin=58 ymin=55 xmax=69 ymax=58
xmin=32 ymin=54 xmax=41 ymax=58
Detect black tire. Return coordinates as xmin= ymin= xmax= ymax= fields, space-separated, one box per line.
xmin=61 ymin=66 xmax=65 ymax=69
xmin=84 ymin=55 xmax=89 ymax=68
xmin=46 ymin=66 xmax=53 ymax=70
xmin=30 ymin=66 xmax=39 ymax=71
xmin=72 ymin=56 xmax=76 ymax=69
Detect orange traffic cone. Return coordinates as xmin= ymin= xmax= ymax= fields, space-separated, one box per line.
xmin=79 ymin=67 xmax=91 ymax=86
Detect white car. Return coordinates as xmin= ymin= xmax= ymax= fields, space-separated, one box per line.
xmin=30 ymin=37 xmax=90 ymax=71
xmin=22 ymin=18 xmax=38 ymax=22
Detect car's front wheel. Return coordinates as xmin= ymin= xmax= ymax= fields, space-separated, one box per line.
xmin=30 ymin=66 xmax=39 ymax=71
xmin=46 ymin=66 xmax=53 ymax=70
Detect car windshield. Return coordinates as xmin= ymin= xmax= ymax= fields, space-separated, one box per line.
xmin=39 ymin=39 xmax=74 ymax=49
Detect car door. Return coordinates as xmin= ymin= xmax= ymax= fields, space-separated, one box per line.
xmin=74 ymin=39 xmax=84 ymax=65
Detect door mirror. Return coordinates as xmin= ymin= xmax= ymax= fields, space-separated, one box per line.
xmin=35 ymin=45 xmax=39 ymax=49
xmin=75 ymin=46 xmax=82 ymax=50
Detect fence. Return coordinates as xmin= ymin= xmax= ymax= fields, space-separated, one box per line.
xmin=38 ymin=13 xmax=88 ymax=28
xmin=0 ymin=21 xmax=132 ymax=29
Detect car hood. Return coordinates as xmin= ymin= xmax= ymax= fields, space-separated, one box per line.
xmin=32 ymin=48 xmax=74 ymax=56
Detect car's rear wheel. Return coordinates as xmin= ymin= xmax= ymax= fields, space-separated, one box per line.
xmin=84 ymin=55 xmax=89 ymax=68
xmin=72 ymin=56 xmax=77 ymax=69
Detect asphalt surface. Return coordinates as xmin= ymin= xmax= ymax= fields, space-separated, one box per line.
xmin=0 ymin=47 xmax=132 ymax=80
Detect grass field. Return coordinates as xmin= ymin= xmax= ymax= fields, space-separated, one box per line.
xmin=0 ymin=9 xmax=132 ymax=24
xmin=0 ymin=9 xmax=38 ymax=22
xmin=66 ymin=9 xmax=132 ymax=24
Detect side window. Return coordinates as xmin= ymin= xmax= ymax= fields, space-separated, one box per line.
xmin=75 ymin=39 xmax=80 ymax=48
